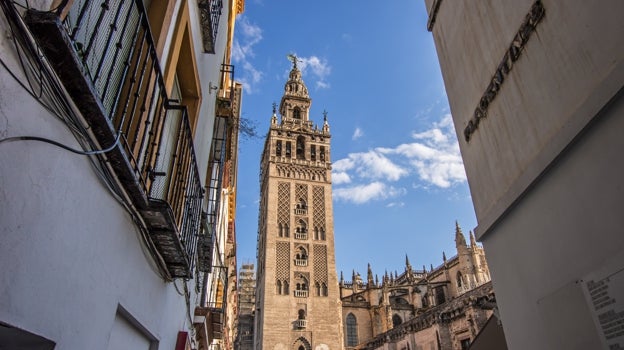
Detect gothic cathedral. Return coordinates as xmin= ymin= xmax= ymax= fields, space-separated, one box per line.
xmin=255 ymin=59 xmax=344 ymax=350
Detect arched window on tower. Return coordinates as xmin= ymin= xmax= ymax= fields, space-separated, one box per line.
xmin=310 ymin=145 xmax=316 ymax=161
xmin=346 ymin=313 xmax=358 ymax=347
xmin=314 ymin=227 xmax=319 ymax=240
xmin=293 ymin=107 xmax=301 ymax=119
xmin=457 ymin=271 xmax=463 ymax=288
xmin=322 ymin=283 xmax=328 ymax=297
xmin=276 ymin=280 xmax=282 ymax=294
xmin=320 ymin=228 xmax=326 ymax=241
xmin=286 ymin=142 xmax=292 ymax=157
xmin=320 ymin=146 xmax=325 ymax=161
xmin=283 ymin=280 xmax=289 ymax=294
xmin=315 ymin=282 xmax=321 ymax=296
xmin=392 ymin=314 xmax=402 ymax=327
xmin=276 ymin=140 xmax=282 ymax=156
xmin=296 ymin=136 xmax=305 ymax=160
xmin=278 ymin=223 xmax=283 ymax=237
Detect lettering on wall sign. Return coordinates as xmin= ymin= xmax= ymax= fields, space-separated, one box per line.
xmin=464 ymin=1 xmax=545 ymax=142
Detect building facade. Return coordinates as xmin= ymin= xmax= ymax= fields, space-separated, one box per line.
xmin=340 ymin=224 xmax=497 ymax=350
xmin=425 ymin=0 xmax=624 ymax=349
xmin=236 ymin=263 xmax=257 ymax=350
xmin=0 ymin=0 xmax=243 ymax=348
xmin=255 ymin=59 xmax=344 ymax=350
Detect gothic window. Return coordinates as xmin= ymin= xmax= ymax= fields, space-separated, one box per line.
xmin=298 ymin=309 xmax=306 ymax=320
xmin=276 ymin=140 xmax=282 ymax=156
xmin=392 ymin=314 xmax=402 ymax=327
xmin=293 ymin=107 xmax=301 ymax=119
xmin=457 ymin=271 xmax=463 ymax=288
xmin=277 ymin=280 xmax=282 ymax=294
xmin=284 ymin=224 xmax=289 ymax=238
xmin=310 ymin=145 xmax=316 ymax=161
xmin=296 ymin=136 xmax=305 ymax=159
xmin=435 ymin=286 xmax=446 ymax=305
xmin=320 ymin=146 xmax=325 ymax=161
xmin=320 ymin=228 xmax=326 ymax=240
xmin=315 ymin=282 xmax=321 ymax=296
xmin=295 ymin=246 xmax=308 ymax=266
xmin=296 ymin=199 xmax=307 ymax=210
xmin=322 ymin=283 xmax=328 ymax=297
xmin=314 ymin=227 xmax=319 ymax=240
xmin=286 ymin=142 xmax=292 ymax=157
xmin=346 ymin=313 xmax=358 ymax=347
xmin=296 ymin=219 xmax=307 ymax=234
xmin=279 ymin=223 xmax=283 ymax=237
xmin=284 ymin=280 xmax=289 ymax=294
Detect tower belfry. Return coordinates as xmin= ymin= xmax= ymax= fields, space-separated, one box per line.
xmin=255 ymin=56 xmax=344 ymax=350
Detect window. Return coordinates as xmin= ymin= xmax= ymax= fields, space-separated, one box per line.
xmin=298 ymin=309 xmax=306 ymax=320
xmin=310 ymin=145 xmax=316 ymax=160
xmin=460 ymin=338 xmax=471 ymax=350
xmin=435 ymin=286 xmax=446 ymax=305
xmin=346 ymin=313 xmax=358 ymax=347
xmin=283 ymin=281 xmax=289 ymax=294
xmin=315 ymin=282 xmax=321 ymax=296
xmin=286 ymin=142 xmax=292 ymax=157
xmin=277 ymin=280 xmax=282 ymax=294
xmin=296 ymin=136 xmax=305 ymax=159
xmin=319 ymin=146 xmax=325 ymax=161
xmin=392 ymin=314 xmax=402 ymax=327
xmin=276 ymin=140 xmax=282 ymax=156
xmin=321 ymin=283 xmax=328 ymax=297
xmin=293 ymin=107 xmax=301 ymax=119
xmin=457 ymin=271 xmax=463 ymax=288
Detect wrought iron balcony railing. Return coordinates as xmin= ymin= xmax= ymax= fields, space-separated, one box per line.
xmin=294 ymin=208 xmax=307 ymax=216
xmin=24 ymin=0 xmax=203 ymax=278
xmin=294 ymin=259 xmax=307 ymax=267
xmin=294 ymin=232 xmax=308 ymax=240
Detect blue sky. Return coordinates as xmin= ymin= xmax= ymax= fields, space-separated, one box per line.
xmin=232 ymin=1 xmax=477 ymax=279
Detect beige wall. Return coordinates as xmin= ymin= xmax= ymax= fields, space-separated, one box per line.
xmin=426 ymin=0 xmax=624 ymax=349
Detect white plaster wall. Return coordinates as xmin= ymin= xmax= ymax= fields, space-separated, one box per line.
xmin=0 ymin=0 xmax=233 ymax=347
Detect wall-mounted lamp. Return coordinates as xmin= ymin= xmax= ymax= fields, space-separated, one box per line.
xmin=209 ymin=82 xmax=219 ymax=94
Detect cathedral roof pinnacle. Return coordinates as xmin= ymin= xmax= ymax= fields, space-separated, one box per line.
xmin=455 ymin=221 xmax=467 ymax=247
xmin=443 ymin=251 xmax=447 ymax=262
xmin=470 ymin=231 xmax=478 ymax=247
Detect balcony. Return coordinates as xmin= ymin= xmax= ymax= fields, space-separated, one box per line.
xmin=294 ymin=208 xmax=307 ymax=216
xmin=294 ymin=319 xmax=307 ymax=329
xmin=24 ymin=1 xmax=203 ymax=278
xmin=197 ymin=0 xmax=224 ymax=53
xmin=294 ymin=290 xmax=309 ymax=298
xmin=294 ymin=259 xmax=307 ymax=267
xmin=294 ymin=232 xmax=308 ymax=240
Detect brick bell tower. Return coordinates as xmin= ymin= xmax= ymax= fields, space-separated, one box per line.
xmin=254 ymin=55 xmax=344 ymax=350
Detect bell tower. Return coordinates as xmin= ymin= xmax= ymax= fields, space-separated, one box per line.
xmin=255 ymin=56 xmax=344 ymax=350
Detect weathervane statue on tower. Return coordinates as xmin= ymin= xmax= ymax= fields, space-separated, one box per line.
xmin=287 ymin=53 xmax=301 ymax=69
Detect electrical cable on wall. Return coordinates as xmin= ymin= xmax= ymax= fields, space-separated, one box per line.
xmin=0 ymin=1 xmax=174 ymax=281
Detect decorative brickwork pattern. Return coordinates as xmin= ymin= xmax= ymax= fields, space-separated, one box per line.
xmin=313 ymin=244 xmax=328 ymax=284
xmin=295 ymin=183 xmax=308 ymax=209
xmin=278 ymin=182 xmax=290 ymax=235
xmin=312 ymin=186 xmax=325 ymax=236
xmin=276 ymin=241 xmax=290 ymax=280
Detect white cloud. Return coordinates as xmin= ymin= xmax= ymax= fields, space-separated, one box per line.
xmin=386 ymin=202 xmax=405 ymax=208
xmin=352 ymin=127 xmax=363 ymax=140
xmin=333 ymin=182 xmax=405 ymax=204
xmin=331 ymin=113 xmax=467 ymax=204
xmin=233 ymin=16 xmax=263 ymax=93
xmin=332 ymin=172 xmax=351 ymax=185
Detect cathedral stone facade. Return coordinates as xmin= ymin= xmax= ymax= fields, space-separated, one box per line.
xmin=254 ymin=59 xmax=344 ymax=350
xmin=340 ymin=223 xmax=497 ymax=350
